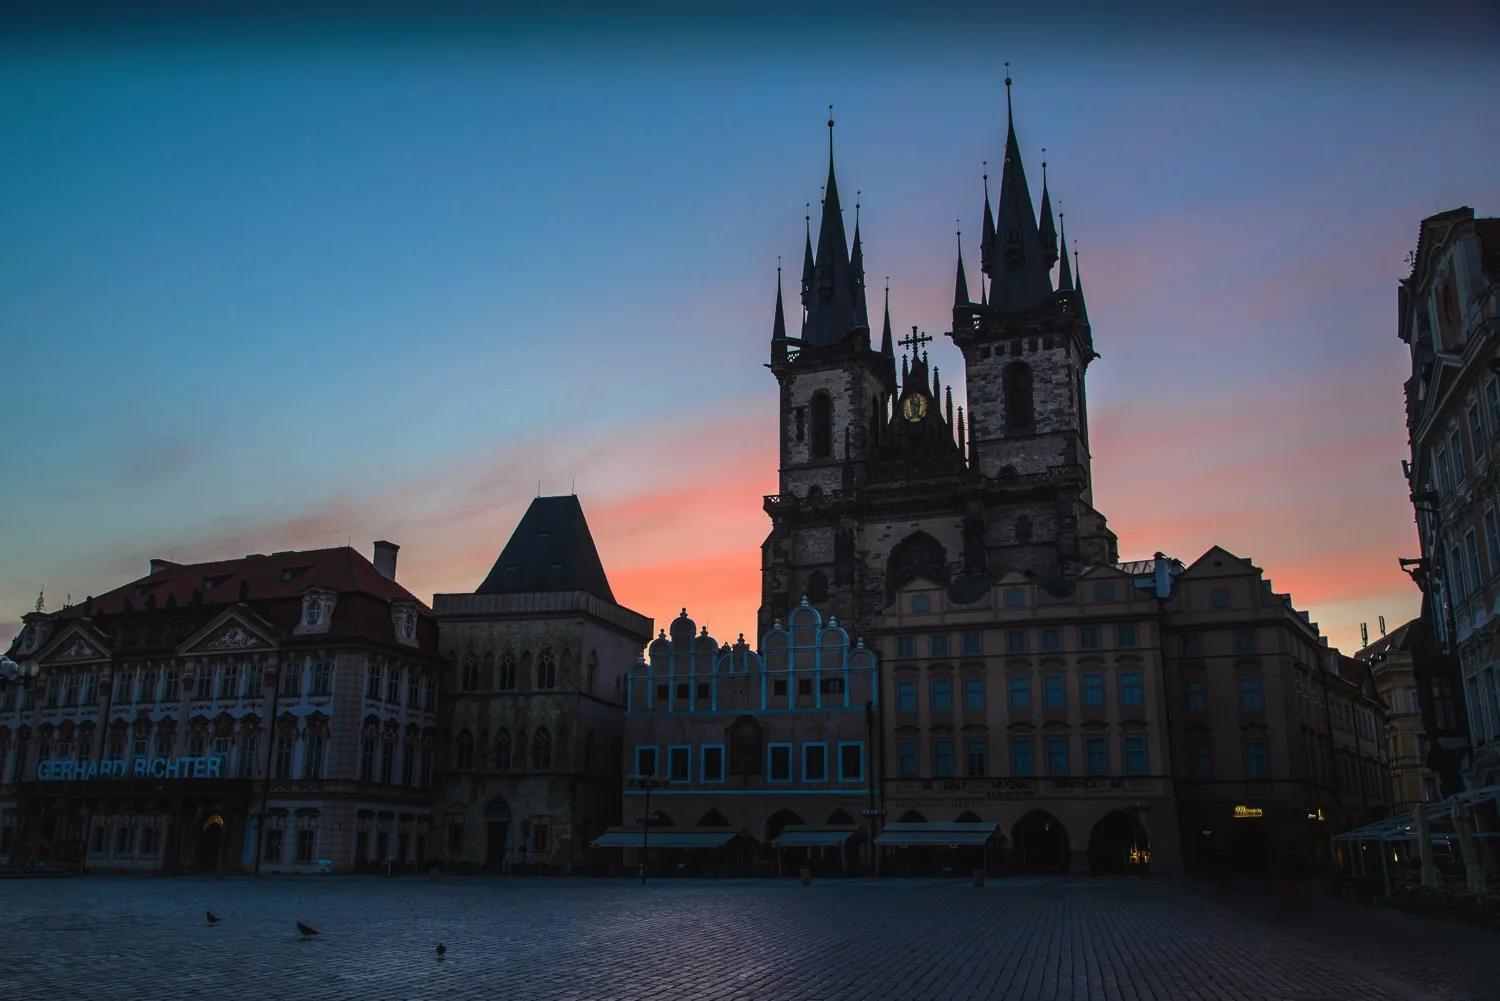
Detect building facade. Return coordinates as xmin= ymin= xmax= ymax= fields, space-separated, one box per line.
xmin=1357 ymin=620 xmax=1443 ymax=812
xmin=432 ymin=496 xmax=653 ymax=874
xmin=759 ymin=82 xmax=1118 ymax=644
xmin=1398 ymin=206 xmax=1500 ymax=793
xmin=1 ymin=543 xmax=444 ymax=874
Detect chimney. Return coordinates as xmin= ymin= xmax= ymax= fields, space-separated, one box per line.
xmin=1153 ymin=553 xmax=1171 ymax=598
xmin=149 ymin=558 xmax=178 ymax=576
xmin=373 ymin=541 xmax=399 ymax=581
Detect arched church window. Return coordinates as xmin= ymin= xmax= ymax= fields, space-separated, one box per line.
xmin=586 ymin=651 xmax=598 ymax=694
xmin=532 ymin=728 xmax=553 ymax=770
xmin=460 ymin=651 xmax=479 ymax=691
xmin=493 ymin=728 xmax=512 ymax=770
xmin=536 ymin=648 xmax=557 ymax=689
xmin=810 ymin=392 xmax=833 ymax=458
xmin=1004 ymin=363 xmax=1034 ymax=430
xmin=498 ymin=651 xmax=517 ymax=691
xmin=454 ymin=729 xmax=474 ymax=771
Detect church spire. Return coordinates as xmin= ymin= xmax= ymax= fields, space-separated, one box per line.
xmin=803 ymin=107 xmax=859 ymax=347
xmin=1057 ymin=211 xmax=1073 ymax=292
xmin=879 ymin=279 xmax=894 ymax=357
xmin=851 ymin=193 xmax=870 ymax=332
xmin=979 ymin=162 xmax=995 ymax=275
xmin=772 ymin=260 xmax=787 ymax=343
xmin=954 ymin=225 xmax=970 ymax=307
xmin=1038 ymin=151 xmax=1059 ymax=271
xmin=1074 ymin=246 xmax=1090 ymax=323
xmin=990 ymin=67 xmax=1054 ymax=313
xmin=799 ymin=205 xmax=814 ymax=311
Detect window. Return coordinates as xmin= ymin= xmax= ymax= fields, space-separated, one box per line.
xmin=1451 ymin=428 xmax=1467 ymax=486
xmin=1116 ymin=624 xmax=1138 ymax=649
xmin=1006 ymin=629 xmax=1029 ymax=654
xmin=700 ymin=681 xmax=715 ymax=699
xmin=239 ymin=735 xmax=258 ymax=779
xmin=63 ymin=675 xmax=79 ymax=707
xmin=531 ymin=823 xmax=550 ymax=854
xmin=1081 ymin=674 xmax=1103 ymax=708
xmin=795 ymin=678 xmax=812 ymax=698
xmin=304 ymin=734 xmax=324 ymax=779
xmin=701 ymin=745 xmax=725 ymax=783
xmin=532 ymin=729 xmax=553 ymax=770
xmin=1010 ymin=739 xmax=1034 ymax=777
xmin=1085 ymin=737 xmax=1108 ymax=775
xmin=839 ymin=742 xmax=864 ymax=782
xmin=1233 ymin=629 xmax=1259 ymax=655
xmin=262 ymin=828 xmax=282 ymax=862
xmin=280 ymin=661 xmax=301 ymax=697
xmin=497 ymin=652 xmax=518 ymax=690
xmin=1120 ymin=673 xmax=1143 ymax=708
xmin=1043 ymin=676 xmax=1065 ymax=709
xmin=1244 ymin=740 xmax=1269 ymax=779
xmin=1046 ymin=738 xmax=1069 ymax=776
xmin=897 ymin=680 xmax=917 ymax=712
xmin=1239 ymin=676 xmax=1263 ymax=712
xmin=965 ymin=739 xmax=987 ymax=777
xmin=801 ymin=743 xmax=827 ymax=781
xmin=768 ymin=744 xmax=792 ymax=782
xmin=311 ymin=660 xmax=332 ymax=696
xmin=407 ymin=670 xmax=420 ymax=707
xmin=896 ymin=636 xmax=916 ymax=659
xmin=898 ymin=741 xmax=918 ymax=777
xmin=1466 ymin=529 xmax=1483 ymax=588
xmin=402 ymin=742 xmax=415 ymax=786
xmin=493 ymin=729 xmax=513 ymax=770
xmin=809 ymin=391 xmax=833 ymax=458
xmin=1009 ymin=676 xmax=1030 ymax=710
xmin=1485 ymin=510 xmax=1500 ymax=575
xmin=1210 ymin=588 xmax=1230 ymax=609
xmin=1123 ymin=737 xmax=1148 ymax=776
xmin=668 ymin=745 xmax=691 ymax=782
xmin=1004 ymin=362 xmax=1033 ymax=428
xmin=1189 ymin=741 xmax=1212 ymax=780
xmin=1437 ymin=445 xmax=1452 ymax=493
xmin=536 ymin=649 xmax=557 ymax=689
xmin=222 ymin=664 xmax=241 ymax=699
xmin=446 ymin=822 xmax=464 ymax=856
xmin=1488 ymin=379 xmax=1500 ymax=432
xmin=912 ymin=594 xmax=931 ymax=613
xmin=1003 ymin=588 xmax=1025 ymax=607
xmin=1186 ymin=679 xmax=1206 ymax=713
xmin=1094 ymin=583 xmax=1116 ymax=601
xmin=929 ymin=634 xmax=950 ymax=657
xmin=1078 ymin=626 xmax=1101 ymax=651
xmin=635 ymin=746 xmax=658 ymax=778
xmin=963 ymin=677 xmax=985 ymax=711
xmin=1040 ymin=628 xmax=1062 ymax=652
xmin=932 ymin=739 xmax=954 ymax=778
xmin=1180 ymin=633 xmax=1203 ymax=657
xmin=381 ymin=742 xmax=395 ymax=783
xmin=962 ymin=632 xmax=983 ymax=655
xmin=930 ymin=679 xmax=952 ymax=711
xmin=272 ymin=736 xmax=293 ymax=779
xmin=1469 ymin=401 xmax=1485 ymax=458
xmin=295 ymin=829 xmax=316 ymax=864
xmin=385 ymin=668 xmax=400 ymax=704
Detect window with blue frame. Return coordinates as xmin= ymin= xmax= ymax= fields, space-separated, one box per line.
xmin=1044 ymin=676 xmax=1065 ymax=709
xmin=1094 ymin=582 xmax=1116 ymax=601
xmin=929 ymin=634 xmax=950 ymax=657
xmin=1189 ymin=741 xmax=1212 ymax=780
xmin=701 ymin=745 xmax=725 ymax=783
xmin=1040 ymin=628 xmax=1062 ymax=652
xmin=1239 ymin=676 xmax=1263 ymax=711
xmin=1186 ymin=679 xmax=1206 ymax=713
xmin=1116 ymin=623 xmax=1138 ymax=649
xmin=1234 ymin=629 xmax=1259 ymax=655
xmin=1009 ymin=676 xmax=1030 ymax=710
xmin=803 ymin=743 xmax=827 ymax=782
xmin=898 ymin=741 xmax=918 ymax=777
xmin=897 ymin=636 xmax=916 ymax=659
xmin=962 ymin=632 xmax=983 ymax=655
xmin=1244 ymin=739 xmax=1269 ymax=779
xmin=897 ymin=680 xmax=917 ymax=712
xmin=768 ymin=743 xmax=792 ymax=782
xmin=667 ymin=745 xmax=691 ymax=782
xmin=1006 ymin=629 xmax=1029 ymax=654
xmin=1120 ymin=672 xmax=1143 ymax=707
xmin=838 ymin=743 xmax=864 ymax=782
xmin=1123 ymin=737 xmax=1148 ymax=776
xmin=930 ymin=678 xmax=952 ymax=711
xmin=1010 ymin=739 xmax=1034 ymax=777
xmin=1081 ymin=674 xmax=1104 ymax=707
xmin=1085 ymin=737 xmax=1108 ymax=775
xmin=1046 ymin=738 xmax=1069 ymax=776
xmin=932 ymin=739 xmax=954 ymax=777
xmin=963 ymin=677 xmax=985 ymax=711
xmin=911 ymin=594 xmax=931 ymax=613
xmin=1079 ymin=626 xmax=1101 ymax=650
xmin=635 ymin=746 xmax=658 ymax=778
xmin=1004 ymin=588 xmax=1025 ymax=607
xmin=965 ymin=739 xmax=986 ymax=777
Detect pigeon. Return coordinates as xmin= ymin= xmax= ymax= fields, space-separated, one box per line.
xmin=206 ymin=910 xmax=221 ymax=926
xmin=297 ymin=922 xmax=319 ymax=940
xmin=436 ymin=943 xmax=447 ymax=960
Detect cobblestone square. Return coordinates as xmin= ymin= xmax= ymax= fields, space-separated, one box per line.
xmin=0 ymin=876 xmax=1480 ymax=1000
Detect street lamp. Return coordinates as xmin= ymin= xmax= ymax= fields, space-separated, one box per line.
xmin=0 ymin=656 xmax=40 ymax=686
xmin=628 ymin=773 xmax=667 ymax=884
xmin=1124 ymin=801 xmax=1151 ymax=877
xmin=862 ymin=700 xmax=884 ymax=876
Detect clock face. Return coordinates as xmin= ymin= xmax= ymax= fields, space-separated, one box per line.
xmin=901 ymin=394 xmax=929 ymax=423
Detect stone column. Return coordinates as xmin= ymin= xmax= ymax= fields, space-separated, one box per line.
xmin=1414 ymin=802 xmax=1439 ymax=889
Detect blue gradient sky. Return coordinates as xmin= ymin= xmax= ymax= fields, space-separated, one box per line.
xmin=3 ymin=4 xmax=1499 ymax=651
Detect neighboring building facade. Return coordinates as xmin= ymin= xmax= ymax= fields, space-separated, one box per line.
xmin=874 ymin=563 xmax=1181 ymax=876
xmin=1357 ymin=621 xmax=1443 ymax=812
xmin=607 ymin=603 xmax=880 ymax=875
xmin=432 ymin=496 xmax=652 ymax=874
xmin=759 ymin=83 xmax=1118 ymax=644
xmin=1 ymin=543 xmax=444 ymax=874
xmin=1398 ymin=206 xmax=1500 ymax=793
xmin=1160 ymin=547 xmax=1389 ymax=874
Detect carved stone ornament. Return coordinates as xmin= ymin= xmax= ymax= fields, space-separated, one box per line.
xmin=393 ymin=605 xmax=417 ymax=640
xmin=205 ymin=625 xmax=262 ymax=650
xmin=58 ymin=638 xmax=98 ymax=661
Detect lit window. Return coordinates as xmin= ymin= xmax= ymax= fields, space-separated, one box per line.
xmin=930 ymin=679 xmax=952 ymax=711
xmin=1120 ymin=673 xmax=1143 ymax=707
xmin=1081 ymin=674 xmax=1103 ymax=707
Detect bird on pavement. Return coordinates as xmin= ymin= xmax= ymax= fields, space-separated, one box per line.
xmin=206 ymin=910 xmax=221 ymax=926
xmin=297 ymin=922 xmax=319 ymax=940
xmin=436 ymin=943 xmax=447 ymax=960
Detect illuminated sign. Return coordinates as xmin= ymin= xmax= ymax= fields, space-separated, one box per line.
xmin=1307 ymin=808 xmax=1325 ymax=822
xmin=36 ymin=755 xmax=225 ymax=782
xmin=1233 ymin=805 xmax=1263 ymax=819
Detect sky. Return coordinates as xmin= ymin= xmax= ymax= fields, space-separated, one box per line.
xmin=3 ymin=2 xmax=1499 ymax=656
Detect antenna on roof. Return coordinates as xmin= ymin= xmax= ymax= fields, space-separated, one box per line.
xmin=572 ymin=477 xmax=576 ymax=495
xmin=1360 ymin=622 xmax=1368 ymax=648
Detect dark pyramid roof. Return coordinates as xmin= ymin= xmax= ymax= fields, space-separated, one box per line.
xmin=803 ymin=122 xmax=859 ymax=347
xmin=771 ymin=267 xmax=788 ymax=343
xmin=988 ymin=82 xmax=1054 ymax=314
xmin=476 ymin=495 xmax=616 ymax=602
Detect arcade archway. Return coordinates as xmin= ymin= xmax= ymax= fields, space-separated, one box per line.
xmin=484 ymin=796 xmax=511 ymax=871
xmin=1012 ymin=810 xmax=1070 ymax=874
xmin=1087 ymin=811 xmax=1149 ymax=874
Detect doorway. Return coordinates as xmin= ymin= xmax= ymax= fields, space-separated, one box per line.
xmin=486 ymin=823 xmax=510 ymax=871
xmin=195 ymin=813 xmax=226 ymax=872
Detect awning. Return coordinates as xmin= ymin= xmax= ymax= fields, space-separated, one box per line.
xmin=591 ymin=830 xmax=736 ymax=849
xmin=875 ymin=821 xmax=998 ymax=847
xmin=772 ymin=830 xmax=857 ymax=848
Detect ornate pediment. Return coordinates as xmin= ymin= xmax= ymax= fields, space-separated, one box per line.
xmin=36 ymin=623 xmax=109 ymax=664
xmin=181 ymin=609 xmax=279 ymax=655
xmin=56 ymin=637 xmax=102 ymax=662
xmin=391 ymin=602 xmax=419 ymax=646
xmin=203 ymin=624 xmax=268 ymax=651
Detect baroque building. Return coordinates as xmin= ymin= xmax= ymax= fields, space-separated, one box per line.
xmin=1 ymin=543 xmax=443 ymax=874
xmin=759 ymin=81 xmax=1118 ymax=644
xmin=1356 ymin=620 xmax=1444 ymax=812
xmin=432 ymin=496 xmax=652 ymax=874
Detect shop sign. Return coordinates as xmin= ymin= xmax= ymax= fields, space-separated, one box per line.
xmin=1232 ymin=805 xmax=1263 ymax=819
xmin=36 ymin=755 xmax=226 ymax=782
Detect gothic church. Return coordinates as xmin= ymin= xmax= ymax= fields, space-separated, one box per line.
xmin=759 ymin=80 xmax=1119 ymax=642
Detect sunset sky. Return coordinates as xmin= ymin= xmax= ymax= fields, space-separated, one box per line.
xmin=4 ymin=4 xmax=1499 ymax=656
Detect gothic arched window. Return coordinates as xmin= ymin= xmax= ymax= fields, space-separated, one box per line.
xmin=497 ymin=651 xmax=517 ymax=691
xmin=454 ymin=729 xmax=474 ymax=771
xmin=532 ymin=728 xmax=553 ymax=770
xmin=493 ymin=728 xmax=512 ymax=770
xmin=586 ymin=651 xmax=598 ymax=694
xmin=536 ymin=648 xmax=557 ymax=689
xmin=1004 ymin=362 xmax=1034 ymax=430
xmin=460 ymin=651 xmax=479 ymax=691
xmin=807 ymin=570 xmax=829 ymax=604
xmin=810 ymin=392 xmax=833 ymax=458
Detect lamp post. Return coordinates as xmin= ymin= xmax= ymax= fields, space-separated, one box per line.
xmin=1124 ymin=800 xmax=1151 ymax=877
xmin=629 ymin=773 xmax=667 ymax=884
xmin=861 ymin=700 xmax=884 ymax=876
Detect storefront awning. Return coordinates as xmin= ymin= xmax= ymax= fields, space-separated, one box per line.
xmin=772 ymin=829 xmax=857 ymax=848
xmin=591 ymin=830 xmax=736 ymax=849
xmin=875 ymin=821 xmax=998 ymax=847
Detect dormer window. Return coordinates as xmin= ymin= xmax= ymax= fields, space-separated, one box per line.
xmin=307 ymin=600 xmax=322 ymax=626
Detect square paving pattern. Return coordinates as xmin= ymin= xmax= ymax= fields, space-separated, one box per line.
xmin=0 ymin=876 xmax=1453 ymax=1000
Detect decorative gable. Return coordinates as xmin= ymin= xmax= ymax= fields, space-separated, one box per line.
xmin=391 ymin=602 xmax=420 ymax=647
xmin=33 ymin=622 xmax=110 ymax=666
xmin=180 ymin=608 xmax=280 ymax=655
xmin=296 ymin=588 xmax=338 ymax=636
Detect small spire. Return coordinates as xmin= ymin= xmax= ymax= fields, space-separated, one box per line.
xmin=851 ymin=190 xmax=869 ymax=331
xmin=880 ymin=278 xmax=894 ymax=357
xmin=1004 ymin=62 xmax=1012 ymax=120
xmin=772 ymin=258 xmax=787 ymax=343
xmin=945 ymin=385 xmax=954 ymax=427
xmin=1057 ymin=210 xmax=1073 ymax=292
xmin=800 ymin=204 xmax=813 ymax=309
xmin=957 ymin=406 xmax=966 ymax=454
xmin=954 ymin=224 xmax=970 ymax=307
xmin=901 ymin=353 xmax=909 ymax=384
xmin=1038 ymin=149 xmax=1058 ymax=270
xmin=933 ymin=364 xmax=941 ymax=401
xmin=980 ymin=161 xmax=995 ymax=275
xmin=1074 ymin=243 xmax=1089 ymax=322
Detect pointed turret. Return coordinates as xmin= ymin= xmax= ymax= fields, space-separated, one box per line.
xmin=1057 ymin=214 xmax=1073 ymax=292
xmin=772 ymin=264 xmax=788 ymax=344
xmin=800 ymin=208 xmax=814 ymax=310
xmin=932 ymin=364 xmax=941 ymax=401
xmin=1074 ymin=248 xmax=1090 ymax=323
xmin=945 ymin=385 xmax=954 ymax=427
xmin=803 ymin=110 xmax=859 ymax=347
xmin=957 ymin=406 xmax=966 ymax=455
xmin=954 ymin=229 xmax=971 ymax=308
xmin=851 ymin=200 xmax=870 ymax=332
xmin=980 ymin=165 xmax=995 ymax=274
xmin=879 ymin=282 xmax=894 ymax=358
xmin=1038 ymin=154 xmax=1058 ymax=271
xmin=990 ymin=71 xmax=1054 ymax=314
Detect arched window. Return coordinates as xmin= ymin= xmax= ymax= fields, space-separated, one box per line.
xmin=514 ymin=729 xmax=527 ymax=769
xmin=1004 ymin=363 xmax=1033 ymax=429
xmin=807 ymin=570 xmax=829 ymax=604
xmin=586 ymin=651 xmax=598 ymax=694
xmin=460 ymin=651 xmax=479 ymax=691
xmin=532 ymin=728 xmax=553 ymax=770
xmin=493 ymin=728 xmax=512 ymax=770
xmin=536 ymin=648 xmax=557 ymax=689
xmin=497 ymin=651 xmax=517 ymax=691
xmin=810 ymin=392 xmax=833 ymax=458
xmin=454 ymin=729 xmax=473 ymax=771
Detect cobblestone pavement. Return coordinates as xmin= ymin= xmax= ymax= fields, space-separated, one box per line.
xmin=0 ymin=874 xmax=1474 ymax=1001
